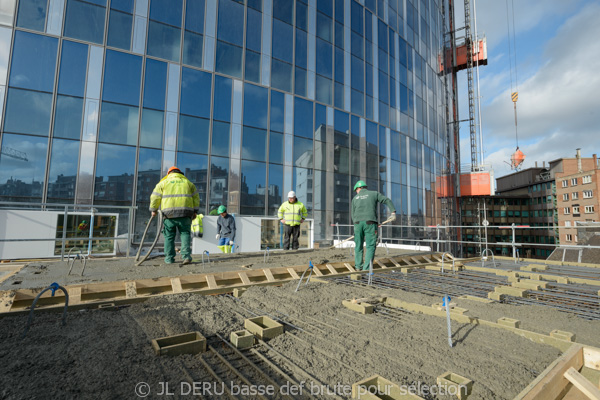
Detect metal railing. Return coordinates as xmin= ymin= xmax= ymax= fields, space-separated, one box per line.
xmin=0 ymin=202 xmax=137 ymax=261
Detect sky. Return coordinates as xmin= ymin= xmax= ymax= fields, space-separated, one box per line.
xmin=454 ymin=0 xmax=600 ymax=180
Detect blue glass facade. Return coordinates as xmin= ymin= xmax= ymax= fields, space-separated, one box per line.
xmin=0 ymin=0 xmax=453 ymax=241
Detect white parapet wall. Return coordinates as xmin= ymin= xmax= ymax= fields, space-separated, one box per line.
xmin=333 ymin=240 xmax=431 ymax=252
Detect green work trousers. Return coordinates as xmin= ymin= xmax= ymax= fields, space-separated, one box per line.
xmin=163 ymin=217 xmax=192 ymax=263
xmin=354 ymin=221 xmax=378 ymax=271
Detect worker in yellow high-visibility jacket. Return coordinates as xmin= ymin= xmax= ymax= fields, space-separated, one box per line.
xmin=277 ymin=191 xmax=307 ymax=250
xmin=150 ymin=166 xmax=199 ymax=265
xmin=191 ymin=214 xmax=204 ymax=238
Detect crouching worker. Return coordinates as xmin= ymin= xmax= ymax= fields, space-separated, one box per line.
xmin=216 ymin=205 xmax=236 ymax=253
xmin=191 ymin=213 xmax=204 ymax=238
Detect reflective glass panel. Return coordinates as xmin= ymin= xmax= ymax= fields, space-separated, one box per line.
xmin=107 ymin=9 xmax=133 ymax=50
xmin=294 ymin=97 xmax=313 ymax=139
xmin=316 ymin=12 xmax=332 ymax=42
xmin=270 ymin=90 xmax=285 ymax=133
xmin=134 ymin=147 xmax=161 ymax=240
xmin=293 ymin=136 xmax=312 ymax=167
xmin=269 ymin=132 xmax=283 ymax=164
xmin=293 ymin=166 xmax=312 ymax=210
xmin=0 ymin=134 xmax=47 ymax=201
xmin=246 ymin=8 xmax=261 ymax=52
xmin=295 ymin=29 xmax=307 ymax=69
xmin=102 ymin=50 xmax=142 ymax=106
xmin=243 ymin=83 xmax=268 ymax=129
xmin=149 ymin=0 xmax=182 ymax=26
xmin=215 ymin=40 xmax=242 ymax=78
xmin=98 ymin=102 xmax=139 ymax=145
xmin=140 ymin=108 xmax=163 ymax=148
xmin=316 ymin=38 xmax=332 ymax=79
xmin=178 ymin=115 xmax=209 ymax=154
xmin=180 ymin=67 xmax=211 ymax=118
xmin=217 ymin=0 xmax=243 ymax=46
xmin=240 ymin=160 xmax=266 ymax=215
xmin=271 ymin=58 xmax=292 ymax=93
xmin=9 ymin=31 xmax=57 ymax=92
xmin=94 ymin=143 xmax=135 ymax=203
xmin=4 ymin=88 xmax=53 ymax=136
xmin=183 ymin=31 xmax=203 ymax=68
xmin=295 ymin=1 xmax=307 ymax=30
xmin=47 ymin=138 xmax=79 ymax=202
xmin=334 ymin=146 xmax=349 ymax=174
xmin=273 ymin=0 xmax=293 ymax=24
xmin=211 ymin=121 xmax=230 ymax=157
xmin=245 ymin=50 xmax=261 ymax=84
xmin=58 ymin=40 xmax=88 ymax=97
xmin=53 ymin=95 xmax=83 ymax=140
xmin=63 ymin=0 xmax=106 ymax=44
xmin=177 ymin=152 xmax=208 ymax=210
xmin=242 ymin=126 xmax=266 ymax=161
xmin=185 ymin=0 xmax=204 ymax=33
xmin=317 ymin=0 xmax=332 ymax=17
xmin=294 ymin=67 xmax=307 ymax=97
xmin=315 ymin=74 xmax=332 ymax=105
xmin=272 ymin=19 xmax=293 ymax=63
xmin=351 ymin=89 xmax=363 ymax=116
xmin=209 ymin=156 xmax=229 ymax=209
xmin=143 ymin=59 xmax=167 ymax=110
xmin=267 ymin=163 xmax=283 ymax=213
xmin=16 ymin=0 xmax=47 ymax=31
xmin=147 ymin=20 xmax=181 ymax=62
xmin=213 ymin=75 xmax=232 ymax=123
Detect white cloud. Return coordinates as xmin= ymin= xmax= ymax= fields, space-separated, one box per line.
xmin=478 ymin=2 xmax=600 ymax=178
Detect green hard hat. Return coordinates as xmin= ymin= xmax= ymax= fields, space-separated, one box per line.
xmin=217 ymin=205 xmax=227 ymax=214
xmin=353 ymin=180 xmax=367 ymax=191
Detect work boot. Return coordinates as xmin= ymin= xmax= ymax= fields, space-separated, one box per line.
xmin=181 ymin=258 xmax=192 ymax=265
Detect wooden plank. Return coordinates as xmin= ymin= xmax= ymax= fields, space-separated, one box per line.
xmin=388 ymin=258 xmax=402 ymax=267
xmin=312 ymin=267 xmax=323 ymax=276
xmin=518 ymin=344 xmax=584 ymax=400
xmin=238 ymin=272 xmax=251 ymax=285
xmin=0 ymin=291 xmax=16 ymax=313
xmin=170 ymin=278 xmax=183 ymax=294
xmin=287 ymin=268 xmax=300 ymax=279
xmin=263 ymin=269 xmax=276 ymax=282
xmin=423 ymin=256 xmax=433 ymax=263
xmin=584 ymin=347 xmax=600 ymax=371
xmin=564 ymin=367 xmax=600 ymax=400
xmin=125 ymin=282 xmax=137 ymax=299
xmin=343 ymin=263 xmax=355 ymax=272
xmin=325 ymin=264 xmax=337 ymax=274
xmin=206 ymin=275 xmax=218 ymax=289
xmin=69 ymin=287 xmax=82 ymax=305
xmin=374 ymin=259 xmax=388 ymax=269
xmin=411 ymin=257 xmax=423 ymax=264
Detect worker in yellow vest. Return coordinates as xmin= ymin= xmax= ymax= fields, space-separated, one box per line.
xmin=191 ymin=213 xmax=204 ymax=238
xmin=277 ymin=191 xmax=307 ymax=250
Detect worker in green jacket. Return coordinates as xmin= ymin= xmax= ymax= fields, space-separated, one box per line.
xmin=150 ymin=166 xmax=200 ymax=265
xmin=351 ymin=180 xmax=396 ymax=271
xmin=191 ymin=213 xmax=204 ymax=238
xmin=278 ymin=191 xmax=307 ymax=250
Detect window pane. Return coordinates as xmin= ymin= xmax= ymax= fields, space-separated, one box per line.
xmin=140 ymin=108 xmax=163 ymax=148
xmin=178 ymin=115 xmax=209 ymax=154
xmin=315 ymin=75 xmax=332 ymax=105
xmin=316 ymin=38 xmax=332 ymax=79
xmin=296 ymin=2 xmax=307 ymax=30
xmin=211 ymin=121 xmax=230 ymax=157
xmin=185 ymin=0 xmax=205 ymax=33
xmin=147 ymin=20 xmax=181 ymax=62
xmin=351 ymin=88 xmax=363 ymax=116
xmin=271 ymin=59 xmax=292 ymax=92
xmin=273 ymin=0 xmax=293 ymax=24
xmin=178 ymin=152 xmax=208 ymax=210
xmin=213 ymin=75 xmax=232 ymax=122
xmin=16 ymin=0 xmax=47 ymax=31
xmin=94 ymin=143 xmax=135 ymax=204
xmin=143 ymin=59 xmax=167 ymax=110
xmin=217 ymin=0 xmax=244 ymax=46
xmin=246 ymin=8 xmax=261 ymax=52
xmin=102 ymin=50 xmax=142 ymax=106
xmin=294 ymin=97 xmax=313 ymax=139
xmin=270 ymin=91 xmax=285 ymax=133
xmin=54 ymin=95 xmax=83 ymax=140
xmin=241 ymin=160 xmax=266 ymax=215
xmin=210 ymin=156 xmax=229 ymax=209
xmin=58 ymin=40 xmax=88 ymax=97
xmin=180 ymin=67 xmax=211 ymax=118
xmin=135 ymin=147 xmax=161 ymax=240
xmin=107 ymin=9 xmax=132 ymax=50
xmin=183 ymin=30 xmax=203 ymax=67
xmin=316 ymin=12 xmax=332 ymax=42
xmin=63 ymin=0 xmax=106 ymax=44
xmin=242 ymin=126 xmax=267 ymax=161
xmin=248 ymin=0 xmax=262 ymax=11
xmin=268 ymin=163 xmax=283 ymax=213
xmin=98 ymin=102 xmax=139 ymax=145
xmin=269 ymin=131 xmax=283 ymax=164
xmin=4 ymin=88 xmax=53 ymax=136
xmin=215 ymin=40 xmax=242 ymax=78
xmin=245 ymin=50 xmax=261 ymax=83
xmin=47 ymin=138 xmax=79 ymax=202
xmin=295 ymin=29 xmax=307 ymax=69
xmin=294 ymin=67 xmax=307 ymax=97
xmin=243 ymin=83 xmax=268 ymax=129
xmin=294 ymin=136 xmax=312 ymax=167
xmin=0 ymin=134 xmax=47 ymax=201
xmin=149 ymin=0 xmax=182 ymax=26
xmin=9 ymin=31 xmax=58 ymax=92
xmin=272 ymin=19 xmax=293 ymax=63
xmin=334 ymin=82 xmax=344 ymax=109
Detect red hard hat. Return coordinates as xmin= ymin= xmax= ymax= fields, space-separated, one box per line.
xmin=168 ymin=166 xmax=181 ymax=174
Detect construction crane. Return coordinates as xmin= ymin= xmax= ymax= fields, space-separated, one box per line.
xmin=505 ymin=0 xmax=524 ymax=171
xmin=0 ymin=146 xmax=28 ymax=162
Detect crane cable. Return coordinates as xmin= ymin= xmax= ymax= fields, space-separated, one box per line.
xmin=506 ymin=0 xmax=519 ymax=149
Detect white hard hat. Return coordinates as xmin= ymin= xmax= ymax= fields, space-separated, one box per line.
xmin=287 ymin=191 xmax=296 ymax=198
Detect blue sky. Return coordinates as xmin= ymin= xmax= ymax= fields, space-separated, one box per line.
xmin=454 ymin=0 xmax=600 ymax=179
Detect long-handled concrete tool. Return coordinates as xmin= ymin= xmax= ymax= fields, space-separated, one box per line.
xmin=295 ymin=261 xmax=314 ymax=292
xmin=329 ymin=215 xmax=396 ymax=249
xmin=135 ymin=211 xmax=164 ymax=266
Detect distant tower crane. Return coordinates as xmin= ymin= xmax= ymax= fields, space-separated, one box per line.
xmin=0 ymin=146 xmax=28 ymax=162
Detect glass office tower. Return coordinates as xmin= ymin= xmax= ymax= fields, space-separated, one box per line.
xmin=0 ymin=0 xmax=454 ymax=242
